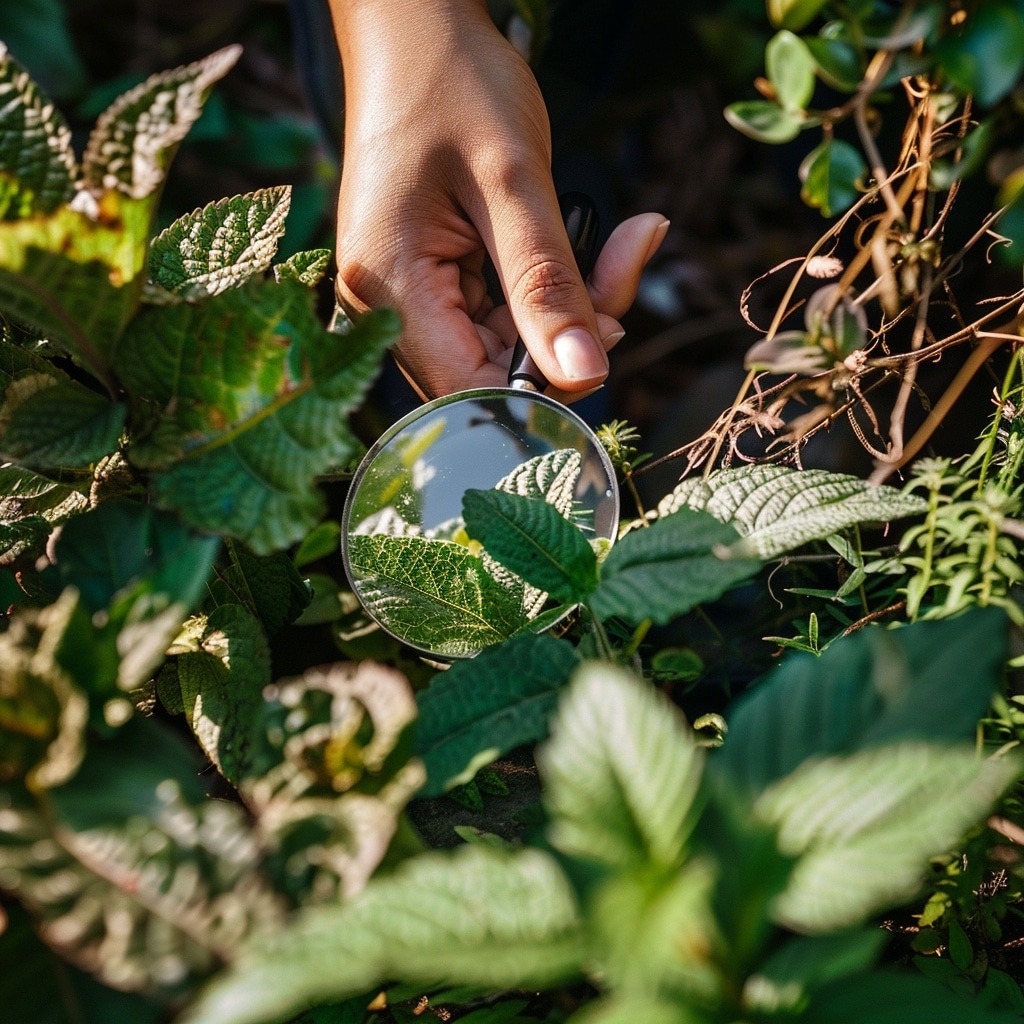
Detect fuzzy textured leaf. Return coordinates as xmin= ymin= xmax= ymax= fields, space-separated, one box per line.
xmin=182 ymin=846 xmax=584 ymax=1024
xmin=0 ymin=374 xmax=125 ymax=469
xmin=80 ymin=46 xmax=240 ymax=200
xmin=0 ymin=42 xmax=76 ymax=219
xmin=148 ymin=186 xmax=291 ymax=299
xmin=714 ymin=607 xmax=1008 ymax=795
xmin=539 ymin=662 xmax=703 ymax=870
xmin=659 ymin=465 xmax=927 ymax=560
xmin=415 ymin=632 xmax=580 ymax=796
xmin=274 ymin=248 xmax=331 ymax=286
xmin=589 ymin=508 xmax=760 ymax=626
xmin=117 ymin=286 xmax=397 ymax=553
xmin=494 ymin=447 xmax=581 ymax=515
xmin=758 ymin=742 xmax=1023 ymax=932
xmin=463 ymin=489 xmax=598 ymax=604
xmin=347 ymin=533 xmax=529 ymax=657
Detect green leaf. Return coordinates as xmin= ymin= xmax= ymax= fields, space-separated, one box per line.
xmin=589 ymin=509 xmax=760 ymax=626
xmin=724 ymin=99 xmax=807 ymax=144
xmin=181 ymin=846 xmax=584 ymax=1024
xmin=0 ymin=374 xmax=125 ymax=469
xmin=148 ymin=186 xmax=291 ymax=299
xmin=804 ymin=971 xmax=1024 ymax=1023
xmin=800 ymin=138 xmax=867 ymax=217
xmin=744 ymin=931 xmax=890 ymax=1012
xmin=415 ymin=632 xmax=580 ymax=796
xmin=463 ymin=489 xmax=598 ymax=604
xmin=758 ymin=742 xmax=1022 ymax=931
xmin=1 ymin=715 xmax=285 ymax=998
xmin=0 ymin=42 xmax=76 ymax=219
xmin=567 ymin=996 xmax=705 ymax=1024
xmin=0 ymin=0 xmax=88 ymax=102
xmin=539 ymin=662 xmax=703 ymax=870
xmin=659 ymin=465 xmax=927 ymax=560
xmin=494 ymin=447 xmax=581 ymax=515
xmin=0 ymin=462 xmax=89 ymax=564
xmin=293 ymin=519 xmax=341 ymax=568
xmin=805 ymin=36 xmax=863 ymax=91
xmin=935 ymin=2 xmax=1024 ymax=108
xmin=347 ymin=533 xmax=530 ymax=657
xmin=766 ymin=30 xmax=817 ymax=111
xmin=713 ymin=608 xmax=1009 ymax=794
xmin=767 ymin=0 xmax=830 ymax=31
xmin=744 ymin=329 xmax=830 ymax=375
xmin=121 ymin=289 xmax=397 ymax=553
xmin=80 ymin=46 xmax=241 ymax=201
xmin=274 ymin=247 xmax=332 ymax=287
xmin=207 ymin=542 xmax=311 ymax=637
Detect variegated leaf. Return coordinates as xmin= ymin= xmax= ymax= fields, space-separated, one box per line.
xmin=658 ymin=465 xmax=926 ymax=560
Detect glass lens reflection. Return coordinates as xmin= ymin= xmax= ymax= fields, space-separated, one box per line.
xmin=343 ymin=389 xmax=619 ymax=658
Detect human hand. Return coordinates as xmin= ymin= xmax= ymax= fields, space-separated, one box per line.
xmin=330 ymin=0 xmax=668 ymax=402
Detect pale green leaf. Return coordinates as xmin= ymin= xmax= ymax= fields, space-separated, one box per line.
xmin=724 ymin=100 xmax=806 ymax=144
xmin=182 ymin=846 xmax=584 ymax=1024
xmin=589 ymin=508 xmax=760 ymax=626
xmin=766 ymin=30 xmax=817 ymax=111
xmin=568 ymin=997 xmax=706 ymax=1024
xmin=658 ymin=465 xmax=927 ymax=560
xmin=714 ymin=607 xmax=1009 ymax=795
xmin=463 ymin=489 xmax=598 ymax=604
xmin=758 ymin=743 xmax=1023 ymax=932
xmin=274 ymin=247 xmax=331 ymax=287
xmin=0 ymin=374 xmax=125 ymax=469
xmin=347 ymin=533 xmax=529 ymax=656
xmin=415 ymin=632 xmax=580 ymax=796
xmin=494 ymin=447 xmax=581 ymax=516
xmin=539 ymin=662 xmax=704 ymax=869
xmin=80 ymin=46 xmax=241 ymax=200
xmin=148 ymin=186 xmax=291 ymax=299
xmin=767 ymin=0 xmax=830 ymax=31
xmin=0 ymin=42 xmax=76 ymax=218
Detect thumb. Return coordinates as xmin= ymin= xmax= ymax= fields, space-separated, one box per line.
xmin=484 ymin=190 xmax=610 ymax=393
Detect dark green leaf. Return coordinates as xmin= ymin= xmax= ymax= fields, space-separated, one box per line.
xmin=293 ymin=520 xmax=341 ymax=568
xmin=0 ymin=375 xmax=125 ymax=469
xmin=589 ymin=509 xmax=760 ymax=626
xmin=463 ymin=489 xmax=598 ymax=604
xmin=713 ymin=607 xmax=1009 ymax=795
xmin=724 ymin=99 xmax=807 ymax=144
xmin=800 ymin=138 xmax=867 ymax=217
xmin=539 ymin=662 xmax=703 ymax=869
xmin=181 ymin=846 xmax=584 ymax=1024
xmin=805 ymin=36 xmax=862 ymax=91
xmin=935 ymin=2 xmax=1024 ymax=107
xmin=415 ymin=632 xmax=580 ymax=796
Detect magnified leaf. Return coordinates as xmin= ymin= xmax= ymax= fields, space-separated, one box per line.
xmin=0 ymin=42 xmax=76 ymax=219
xmin=494 ymin=447 xmax=581 ymax=517
xmin=347 ymin=533 xmax=529 ymax=656
xmin=147 ymin=186 xmax=291 ymax=299
xmin=659 ymin=465 xmax=927 ymax=560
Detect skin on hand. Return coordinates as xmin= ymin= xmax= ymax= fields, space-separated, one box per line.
xmin=329 ymin=0 xmax=668 ymax=403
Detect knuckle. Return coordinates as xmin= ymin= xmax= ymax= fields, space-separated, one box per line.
xmin=513 ymin=259 xmax=581 ymax=312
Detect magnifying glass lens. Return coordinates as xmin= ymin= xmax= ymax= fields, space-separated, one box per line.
xmin=342 ymin=388 xmax=618 ymax=659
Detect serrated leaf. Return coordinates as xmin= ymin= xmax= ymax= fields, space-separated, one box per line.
xmin=0 ymin=374 xmax=125 ymax=469
xmin=148 ymin=186 xmax=291 ymax=299
xmin=80 ymin=46 xmax=241 ymax=200
xmin=181 ymin=846 xmax=583 ymax=1024
xmin=415 ymin=632 xmax=580 ymax=796
xmin=800 ymin=138 xmax=867 ymax=217
xmin=766 ymin=30 xmax=817 ymax=111
xmin=0 ymin=463 xmax=89 ymax=565
xmin=463 ymin=489 xmax=598 ymax=604
xmin=207 ymin=542 xmax=311 ymax=637
xmin=494 ymin=447 xmax=581 ymax=516
xmin=539 ymin=662 xmax=704 ymax=869
xmin=713 ymin=607 xmax=1008 ymax=795
xmin=0 ymin=42 xmax=76 ymax=219
xmin=724 ymin=99 xmax=807 ymax=144
xmin=275 ymin=248 xmax=331 ymax=286
xmin=1 ymin=716 xmax=286 ymax=997
xmin=589 ymin=508 xmax=760 ymax=626
xmin=347 ymin=533 xmax=529 ymax=657
xmin=758 ymin=742 xmax=1022 ymax=932
xmin=117 ymin=286 xmax=397 ymax=553
xmin=658 ymin=465 xmax=927 ymax=560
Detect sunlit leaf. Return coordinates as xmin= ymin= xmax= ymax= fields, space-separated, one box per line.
xmin=767 ymin=0 xmax=830 ymax=31
xmin=766 ymin=30 xmax=817 ymax=111
xmin=274 ymin=247 xmax=331 ymax=287
xmin=744 ymin=329 xmax=829 ymax=374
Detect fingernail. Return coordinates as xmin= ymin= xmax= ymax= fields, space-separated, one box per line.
xmin=603 ymin=329 xmax=626 ymax=347
xmin=645 ymin=219 xmax=671 ymax=263
xmin=553 ymin=328 xmax=609 ymax=381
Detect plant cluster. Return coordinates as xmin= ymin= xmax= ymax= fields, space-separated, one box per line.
xmin=4 ymin=2 xmax=1024 ymax=1023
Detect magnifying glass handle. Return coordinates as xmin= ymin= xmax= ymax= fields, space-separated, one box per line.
xmin=508 ymin=192 xmax=601 ymax=392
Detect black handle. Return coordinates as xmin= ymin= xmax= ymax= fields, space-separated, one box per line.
xmin=507 ymin=192 xmax=600 ymax=391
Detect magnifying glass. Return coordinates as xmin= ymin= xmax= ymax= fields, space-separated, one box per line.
xmin=341 ymin=194 xmax=620 ymax=659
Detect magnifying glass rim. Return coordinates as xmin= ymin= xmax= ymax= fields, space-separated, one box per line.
xmin=341 ymin=386 xmax=621 ymax=659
